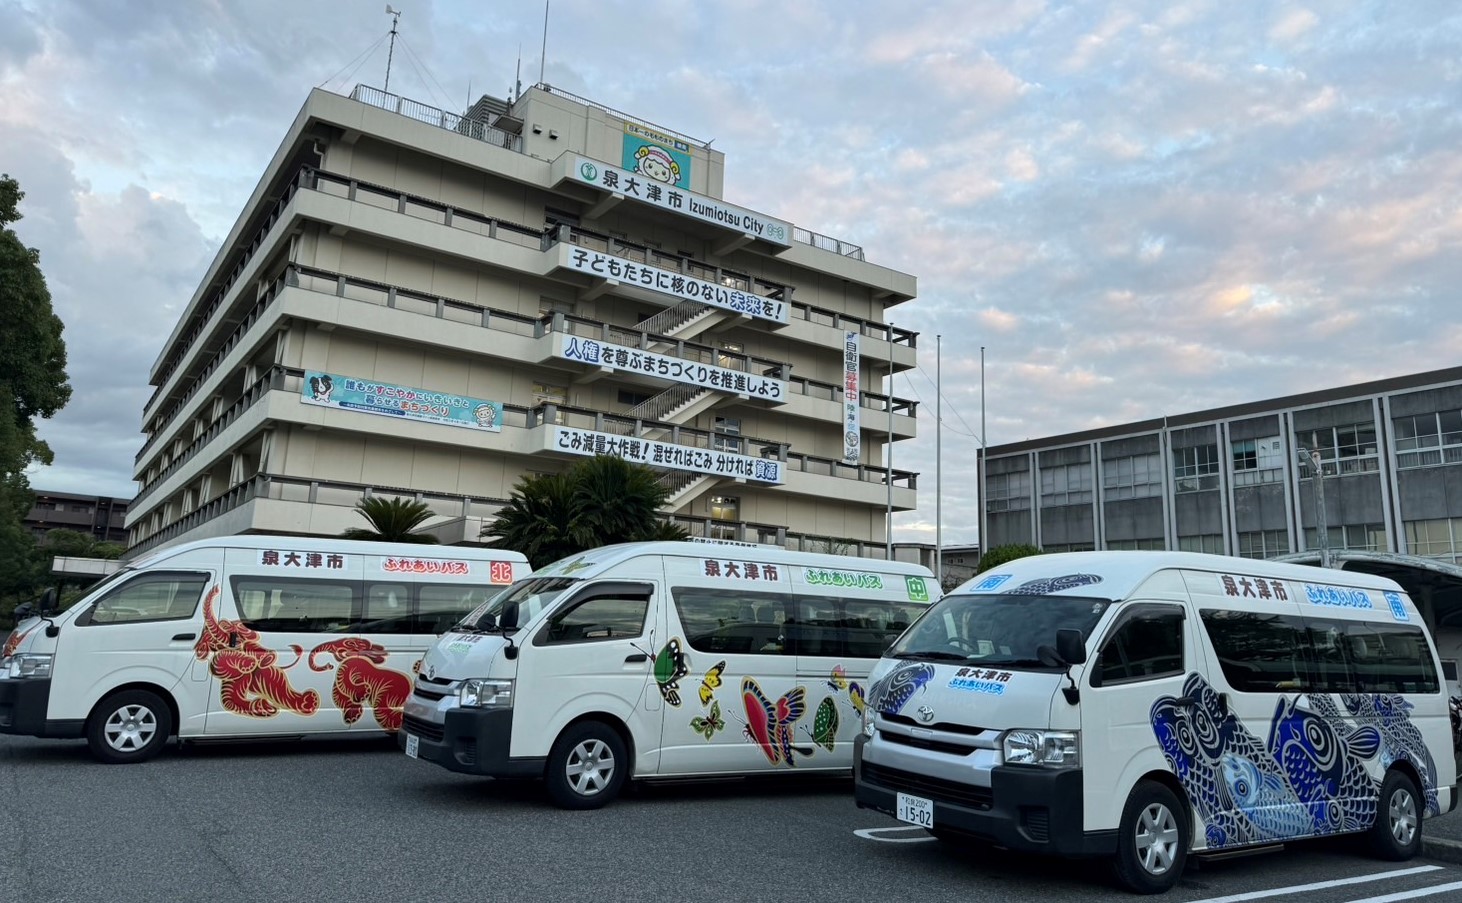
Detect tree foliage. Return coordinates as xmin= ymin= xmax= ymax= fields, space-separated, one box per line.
xmin=483 ymin=456 xmax=689 ymax=568
xmin=340 ymin=496 xmax=441 ymax=543
xmin=976 ymin=543 xmax=1044 ymax=573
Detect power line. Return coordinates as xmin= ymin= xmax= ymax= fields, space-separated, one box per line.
xmin=399 ymin=35 xmax=455 ymax=109
xmin=914 ymin=362 xmax=983 ymax=444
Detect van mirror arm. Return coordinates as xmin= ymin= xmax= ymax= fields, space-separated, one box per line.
xmin=1060 ymin=669 xmax=1080 ymax=706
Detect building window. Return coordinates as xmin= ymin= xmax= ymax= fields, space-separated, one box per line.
xmin=717 ymin=341 xmax=745 ymax=371
xmin=1404 ymin=518 xmax=1462 ymax=563
xmin=1106 ymin=538 xmax=1165 ymax=551
xmin=1040 ymin=462 xmax=1093 ymax=507
xmin=534 ymin=382 xmax=568 ymax=425
xmin=1178 ymin=534 xmax=1224 ymax=555
xmin=986 ymin=471 xmax=1031 ymax=512
xmin=709 ymin=495 xmax=739 ymax=540
xmin=1102 ymin=453 xmax=1162 ymax=500
xmin=1303 ymin=524 xmax=1388 ymax=553
xmin=713 ymin=417 xmax=742 ymax=454
xmin=1394 ymin=410 xmax=1462 ymax=469
xmin=1173 ymin=445 xmax=1220 ymax=492
xmin=1236 ymin=530 xmax=1290 ymax=560
xmin=1298 ymin=422 xmax=1379 ymax=476
xmin=1231 ymin=436 xmax=1285 ymax=487
xmin=1042 ymin=542 xmax=1096 ymax=553
xmin=618 ymin=389 xmax=653 ymax=409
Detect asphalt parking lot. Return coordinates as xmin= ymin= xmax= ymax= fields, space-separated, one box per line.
xmin=4 ymin=733 xmax=1462 ymax=903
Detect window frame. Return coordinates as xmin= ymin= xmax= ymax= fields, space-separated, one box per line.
xmin=1089 ymin=603 xmax=1186 ymax=687
xmin=74 ymin=570 xmax=211 ymax=626
xmin=531 ymin=582 xmax=653 ymax=647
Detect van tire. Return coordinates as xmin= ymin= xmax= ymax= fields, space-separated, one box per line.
xmin=86 ymin=690 xmax=172 ymax=764
xmin=1113 ymin=782 xmax=1189 ymax=895
xmin=1368 ymin=770 xmax=1422 ymax=861
xmin=544 ymin=721 xmax=628 ymax=810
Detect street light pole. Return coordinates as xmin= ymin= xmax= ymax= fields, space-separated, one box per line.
xmin=1298 ymin=446 xmax=1332 ymax=569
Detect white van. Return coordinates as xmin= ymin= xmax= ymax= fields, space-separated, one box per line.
xmin=852 ymin=551 xmax=1458 ymax=894
xmin=400 ymin=540 xmax=940 ymax=808
xmin=0 ymin=536 xmax=530 ymax=764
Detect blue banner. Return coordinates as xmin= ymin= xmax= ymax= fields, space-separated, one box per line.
xmin=301 ymin=371 xmax=503 ymax=432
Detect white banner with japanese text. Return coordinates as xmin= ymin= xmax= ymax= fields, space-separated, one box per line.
xmin=550 ymin=427 xmax=783 ymax=484
xmin=556 ymin=244 xmax=789 ymax=325
xmin=555 ymin=334 xmax=785 ymax=402
xmin=842 ymin=331 xmax=861 ymax=463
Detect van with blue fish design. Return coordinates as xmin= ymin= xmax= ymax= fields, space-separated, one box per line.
xmin=852 ymin=551 xmax=1456 ymax=894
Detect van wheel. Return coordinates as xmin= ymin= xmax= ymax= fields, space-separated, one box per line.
xmin=87 ymin=690 xmax=172 ymax=764
xmin=545 ymin=721 xmax=628 ymax=810
xmin=1368 ymin=770 xmax=1422 ymax=860
xmin=1113 ymin=782 xmax=1189 ymax=895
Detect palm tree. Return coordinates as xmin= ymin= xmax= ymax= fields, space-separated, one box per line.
xmin=341 ymin=496 xmax=440 ymax=544
xmin=483 ymin=457 xmax=688 ymax=567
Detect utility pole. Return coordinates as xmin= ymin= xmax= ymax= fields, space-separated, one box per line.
xmin=1298 ymin=446 xmax=1332 ymax=568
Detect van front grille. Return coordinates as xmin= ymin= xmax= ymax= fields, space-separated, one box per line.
xmin=403 ymin=714 xmax=444 ymax=743
xmin=861 ymin=761 xmax=993 ymax=810
xmin=881 ymin=731 xmax=977 ymax=756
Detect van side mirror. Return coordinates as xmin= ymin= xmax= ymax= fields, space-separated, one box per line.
xmin=38 ymin=587 xmax=57 ymax=615
xmin=1056 ymin=628 xmax=1087 ymax=665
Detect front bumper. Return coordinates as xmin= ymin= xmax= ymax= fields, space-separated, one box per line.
xmin=400 ymin=706 xmax=544 ymax=779
xmin=853 ymin=734 xmax=1114 ymax=856
xmin=0 ymin=678 xmax=81 ymax=738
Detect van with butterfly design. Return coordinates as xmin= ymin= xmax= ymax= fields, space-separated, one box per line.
xmin=400 ymin=540 xmax=939 ymax=808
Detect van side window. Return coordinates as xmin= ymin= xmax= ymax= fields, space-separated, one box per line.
xmin=544 ymin=595 xmax=648 ymax=644
xmin=1095 ymin=607 xmax=1184 ymax=684
xmin=363 ymin=583 xmax=412 ymax=634
xmin=843 ymin=599 xmax=921 ymax=658
xmin=1200 ymin=610 xmax=1310 ymax=693
xmin=82 ymin=572 xmax=210 ymax=625
xmin=230 ymin=577 xmax=359 ymax=633
xmin=672 ymin=588 xmax=788 ymax=655
xmin=1345 ymin=623 xmax=1440 ymax=694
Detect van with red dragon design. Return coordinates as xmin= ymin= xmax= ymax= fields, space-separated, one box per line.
xmin=400 ymin=539 xmax=940 ymax=808
xmin=0 ymin=536 xmax=529 ymax=763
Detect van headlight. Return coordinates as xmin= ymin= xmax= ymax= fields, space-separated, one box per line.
xmin=2 ymin=653 xmax=53 ymax=679
xmin=862 ymin=712 xmax=875 ymax=738
xmin=458 ymin=678 xmax=513 ymax=709
xmin=1001 ymin=729 xmax=1079 ymax=767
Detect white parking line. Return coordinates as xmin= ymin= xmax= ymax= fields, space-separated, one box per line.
xmin=853 ymin=825 xmax=937 ymax=843
xmin=1341 ymin=880 xmax=1462 ymax=903
xmin=1184 ymin=866 xmax=1444 ymax=903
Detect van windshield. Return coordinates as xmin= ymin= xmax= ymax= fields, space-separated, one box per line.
xmin=888 ymin=593 xmax=1111 ymax=668
xmin=459 ymin=577 xmax=581 ymax=632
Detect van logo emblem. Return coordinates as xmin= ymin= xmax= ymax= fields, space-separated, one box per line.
xmin=426 ymin=665 xmax=436 ymax=680
xmin=916 ymin=705 xmax=935 ymax=723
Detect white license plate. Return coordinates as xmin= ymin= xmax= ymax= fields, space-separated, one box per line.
xmin=896 ymin=792 xmax=933 ymax=829
xmin=405 ymin=733 xmax=420 ymax=759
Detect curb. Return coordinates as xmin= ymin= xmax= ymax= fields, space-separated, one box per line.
xmin=1423 ymin=836 xmax=1462 ymax=866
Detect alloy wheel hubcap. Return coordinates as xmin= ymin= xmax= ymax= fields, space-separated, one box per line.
xmin=104 ymin=704 xmax=158 ymax=752
xmin=1135 ymin=803 xmax=1180 ymax=875
xmin=566 ymin=739 xmax=614 ymax=795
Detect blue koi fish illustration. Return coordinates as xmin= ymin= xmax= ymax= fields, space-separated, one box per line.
xmin=871 ymin=663 xmax=935 ymax=716
xmin=1268 ymin=695 xmax=1379 ymax=835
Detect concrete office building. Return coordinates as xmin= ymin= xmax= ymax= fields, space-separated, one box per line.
xmin=982 ymin=367 xmax=1462 ymax=660
xmin=24 ymin=491 xmax=129 ymax=544
xmin=126 ymin=84 xmax=920 ymax=556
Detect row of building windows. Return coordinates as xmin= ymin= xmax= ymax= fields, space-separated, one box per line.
xmin=1020 ymin=521 xmax=1462 ymax=564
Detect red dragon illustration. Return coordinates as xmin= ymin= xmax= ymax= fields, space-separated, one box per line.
xmin=194 ymin=586 xmax=320 ymax=718
xmin=308 ymin=637 xmax=412 ymax=732
xmin=3 ymin=626 xmax=32 ymax=659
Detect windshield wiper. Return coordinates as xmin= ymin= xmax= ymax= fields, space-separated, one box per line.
xmin=890 ymin=650 xmax=969 ymax=661
xmin=980 ymin=658 xmax=1053 ymax=669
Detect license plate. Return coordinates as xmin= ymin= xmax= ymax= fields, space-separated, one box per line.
xmin=896 ymin=792 xmax=933 ymax=829
xmin=405 ymin=733 xmax=420 ymax=759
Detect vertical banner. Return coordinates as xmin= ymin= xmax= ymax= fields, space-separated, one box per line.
xmin=843 ymin=331 xmax=861 ymax=464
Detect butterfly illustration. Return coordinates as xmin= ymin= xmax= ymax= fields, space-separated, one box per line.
xmin=848 ymin=682 xmax=866 ymax=717
xmin=808 ymin=696 xmax=839 ymax=752
xmin=826 ymin=664 xmax=848 ymax=692
xmin=742 ymin=677 xmax=812 ymax=767
xmin=654 ymin=638 xmax=689 ymax=707
xmin=691 ymin=700 xmax=725 ymax=741
xmin=699 ymin=660 xmax=726 ymax=705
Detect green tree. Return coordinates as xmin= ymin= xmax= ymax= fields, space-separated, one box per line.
xmin=0 ymin=174 xmax=71 ymax=480
xmin=0 ymin=175 xmax=70 ymax=627
xmin=340 ymin=496 xmax=441 ymax=544
xmin=976 ymin=543 xmax=1043 ymax=573
xmin=483 ymin=456 xmax=688 ymax=568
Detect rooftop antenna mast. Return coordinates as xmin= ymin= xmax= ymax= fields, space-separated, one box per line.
xmin=384 ymin=5 xmax=402 ymax=93
xmin=539 ymin=1 xmax=550 ymax=84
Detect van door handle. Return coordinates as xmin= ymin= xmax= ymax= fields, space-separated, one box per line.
xmin=624 ymin=653 xmax=648 ymax=663
xmin=1174 ymin=695 xmax=1198 ymax=708
xmin=172 ymin=633 xmax=197 ymax=642
xmin=229 ymin=632 xmax=241 ymax=648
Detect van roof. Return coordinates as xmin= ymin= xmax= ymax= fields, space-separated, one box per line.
xmin=532 ymin=540 xmax=937 ymax=579
xmin=131 ymin=535 xmax=529 ymax=568
xmin=954 ymin=550 xmax=1406 ymax=601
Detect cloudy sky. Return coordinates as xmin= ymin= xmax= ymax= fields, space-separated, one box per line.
xmin=4 ymin=0 xmax=1460 ymax=545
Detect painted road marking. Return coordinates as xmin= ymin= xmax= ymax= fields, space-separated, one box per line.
xmin=854 ymin=825 xmax=936 ymax=843
xmin=1342 ymin=880 xmax=1462 ymax=903
xmin=1185 ymin=866 xmax=1445 ymax=903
